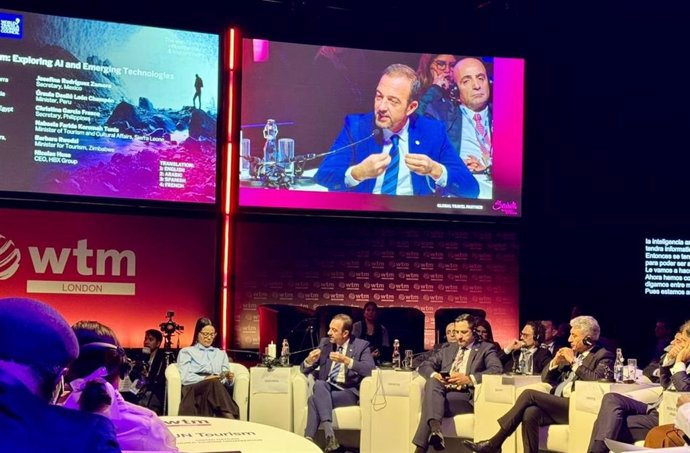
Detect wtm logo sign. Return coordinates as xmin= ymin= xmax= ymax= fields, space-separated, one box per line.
xmin=0 ymin=233 xmax=136 ymax=296
xmin=0 ymin=235 xmax=21 ymax=280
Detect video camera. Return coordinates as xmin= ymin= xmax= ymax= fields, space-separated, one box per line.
xmin=159 ymin=311 xmax=184 ymax=349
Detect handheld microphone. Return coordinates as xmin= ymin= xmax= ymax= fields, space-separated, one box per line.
xmin=289 ymin=129 xmax=381 ymax=162
xmin=331 ymin=342 xmax=338 ymax=354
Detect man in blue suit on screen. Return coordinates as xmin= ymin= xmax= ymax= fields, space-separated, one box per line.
xmin=315 ymin=64 xmax=480 ymax=198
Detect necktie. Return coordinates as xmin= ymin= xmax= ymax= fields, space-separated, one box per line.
xmin=328 ymin=346 xmax=344 ymax=382
xmin=521 ymin=350 xmax=534 ymax=374
xmin=381 ymin=134 xmax=400 ymax=195
xmin=554 ymin=355 xmax=582 ymax=397
xmin=472 ymin=113 xmax=492 ymax=162
xmin=451 ymin=347 xmax=467 ymax=373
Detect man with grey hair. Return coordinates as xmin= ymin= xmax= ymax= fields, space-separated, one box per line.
xmin=315 ymin=63 xmax=479 ymax=197
xmin=465 ymin=315 xmax=614 ymax=453
xmin=0 ymin=297 xmax=120 ymax=452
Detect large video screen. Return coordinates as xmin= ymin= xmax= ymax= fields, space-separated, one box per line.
xmin=239 ymin=40 xmax=524 ymax=217
xmin=0 ymin=9 xmax=219 ymax=204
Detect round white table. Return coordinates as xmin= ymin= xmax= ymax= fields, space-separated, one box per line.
xmin=161 ymin=416 xmax=321 ymax=453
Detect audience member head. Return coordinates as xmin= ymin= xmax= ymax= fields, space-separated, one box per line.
xmin=568 ymin=315 xmax=600 ymax=353
xmin=453 ymin=57 xmax=491 ymax=112
xmin=362 ymin=301 xmax=380 ymax=324
xmin=144 ymin=329 xmax=162 ymax=354
xmin=445 ymin=321 xmax=457 ymax=343
xmin=521 ymin=321 xmax=545 ymax=348
xmin=474 ymin=317 xmax=495 ymax=344
xmin=0 ymin=297 xmax=78 ymax=403
xmin=416 ymin=53 xmax=458 ymax=92
xmin=67 ymin=321 xmax=128 ymax=413
xmin=192 ymin=317 xmax=218 ymax=348
xmin=328 ymin=314 xmax=353 ymax=346
xmin=455 ymin=313 xmax=479 ymax=348
xmin=68 ymin=321 xmax=126 ymax=387
xmin=541 ymin=320 xmax=559 ymax=343
xmin=375 ymin=64 xmax=421 ymax=133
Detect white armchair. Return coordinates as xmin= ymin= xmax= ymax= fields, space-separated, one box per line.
xmin=514 ymin=381 xmax=663 ymax=453
xmin=513 ymin=382 xmax=570 ymax=453
xmin=659 ymin=390 xmax=690 ymax=425
xmin=292 ymin=372 xmax=370 ymax=450
xmin=409 ymin=375 xmax=480 ymax=444
xmin=165 ymin=362 xmax=250 ymax=420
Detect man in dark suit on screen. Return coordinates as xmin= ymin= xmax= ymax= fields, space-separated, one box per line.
xmin=301 ymin=313 xmax=376 ymax=452
xmin=465 ymin=315 xmax=615 ymax=453
xmin=412 ymin=313 xmax=503 ymax=452
xmin=315 ymin=64 xmax=479 ymax=198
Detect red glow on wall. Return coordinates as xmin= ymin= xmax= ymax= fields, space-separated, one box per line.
xmin=219 ymin=27 xmax=240 ymax=350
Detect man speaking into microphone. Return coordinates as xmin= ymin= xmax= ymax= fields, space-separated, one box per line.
xmin=315 ymin=64 xmax=479 ymax=198
xmin=300 ymin=314 xmax=375 ymax=452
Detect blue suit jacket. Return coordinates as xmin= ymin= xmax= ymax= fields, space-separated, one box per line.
xmin=300 ymin=337 xmax=375 ymax=396
xmin=314 ymin=112 xmax=479 ymax=198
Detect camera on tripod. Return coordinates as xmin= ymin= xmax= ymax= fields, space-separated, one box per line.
xmin=159 ymin=311 xmax=184 ymax=349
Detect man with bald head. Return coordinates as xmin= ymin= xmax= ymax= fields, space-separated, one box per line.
xmin=0 ymin=297 xmax=120 ymax=452
xmin=315 ymin=63 xmax=479 ymax=198
xmin=453 ymin=57 xmax=493 ymax=173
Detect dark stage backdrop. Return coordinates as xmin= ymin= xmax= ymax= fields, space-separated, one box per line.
xmin=233 ymin=216 xmax=519 ymax=351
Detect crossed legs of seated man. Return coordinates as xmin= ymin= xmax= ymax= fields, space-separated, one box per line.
xmin=464 ymin=389 xmax=569 ymax=453
xmin=587 ymin=392 xmax=658 ymax=453
xmin=305 ymin=380 xmax=358 ymax=451
xmin=412 ymin=378 xmax=473 ymax=452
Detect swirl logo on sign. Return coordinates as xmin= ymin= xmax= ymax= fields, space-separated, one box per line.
xmin=0 ymin=234 xmax=21 ymax=280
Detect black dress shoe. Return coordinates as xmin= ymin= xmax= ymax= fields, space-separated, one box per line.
xmin=324 ymin=435 xmax=341 ymax=452
xmin=462 ymin=439 xmax=501 ymax=453
xmin=428 ymin=429 xmax=446 ymax=450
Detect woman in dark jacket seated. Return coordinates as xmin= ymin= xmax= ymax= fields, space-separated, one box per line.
xmin=351 ymin=302 xmax=390 ymax=364
xmin=177 ymin=317 xmax=239 ymax=418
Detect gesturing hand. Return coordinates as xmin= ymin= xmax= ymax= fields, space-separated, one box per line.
xmin=404 ymin=153 xmax=442 ymax=179
xmin=305 ymin=348 xmax=321 ymax=366
xmin=351 ymin=153 xmax=392 ymax=181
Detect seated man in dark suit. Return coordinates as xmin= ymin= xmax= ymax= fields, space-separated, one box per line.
xmin=0 ymin=297 xmax=120 ymax=453
xmin=301 ymin=313 xmax=376 ymax=452
xmin=501 ymin=321 xmax=552 ymax=375
xmin=315 ymin=63 xmax=479 ymax=198
xmin=465 ymin=315 xmax=615 ymax=453
xmin=135 ymin=329 xmax=168 ymax=414
xmin=540 ymin=319 xmax=568 ymax=355
xmin=587 ymin=320 xmax=690 ymax=452
xmin=412 ymin=314 xmax=503 ymax=452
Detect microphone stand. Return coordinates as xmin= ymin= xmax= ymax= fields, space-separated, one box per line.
xmin=245 ymin=129 xmax=381 ymax=189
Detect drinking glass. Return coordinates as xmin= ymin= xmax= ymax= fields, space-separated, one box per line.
xmin=278 ymin=138 xmax=295 ymax=177
xmin=627 ymin=358 xmax=637 ymax=382
xmin=240 ymin=138 xmax=251 ymax=176
xmin=404 ymin=349 xmax=414 ymax=369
